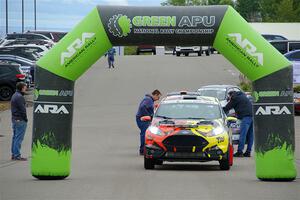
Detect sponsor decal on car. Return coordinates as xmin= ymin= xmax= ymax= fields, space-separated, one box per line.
xmin=108 ymin=14 xmax=215 ymax=37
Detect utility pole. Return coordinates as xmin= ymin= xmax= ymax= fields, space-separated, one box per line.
xmin=34 ymin=0 xmax=37 ymax=30
xmin=6 ymin=0 xmax=8 ymax=34
xmin=22 ymin=0 xmax=24 ymax=32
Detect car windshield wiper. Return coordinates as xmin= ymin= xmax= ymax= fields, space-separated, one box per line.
xmin=156 ymin=115 xmax=172 ymax=119
xmin=185 ymin=117 xmax=206 ymax=120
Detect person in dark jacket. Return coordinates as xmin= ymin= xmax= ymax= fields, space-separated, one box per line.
xmin=136 ymin=90 xmax=162 ymax=155
xmin=224 ymin=91 xmax=253 ymax=157
xmin=10 ymin=82 xmax=28 ymax=161
xmin=105 ymin=48 xmax=116 ymax=69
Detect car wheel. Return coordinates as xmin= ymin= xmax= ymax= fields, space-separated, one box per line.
xmin=205 ymin=50 xmax=210 ymax=56
xmin=198 ymin=51 xmax=202 ymax=56
xmin=144 ymin=156 xmax=155 ymax=169
xmin=176 ymin=52 xmax=180 ymax=57
xmin=137 ymin=51 xmax=140 ymax=55
xmin=153 ymin=50 xmax=156 ymax=55
xmin=155 ymin=160 xmax=163 ymax=165
xmin=0 ymin=85 xmax=14 ymax=101
xmin=184 ymin=53 xmax=189 ymax=56
xmin=219 ymin=146 xmax=231 ymax=170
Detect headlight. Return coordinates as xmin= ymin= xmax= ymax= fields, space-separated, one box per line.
xmin=212 ymin=126 xmax=225 ymax=136
xmin=148 ymin=126 xmax=163 ymax=136
xmin=294 ymin=98 xmax=300 ymax=103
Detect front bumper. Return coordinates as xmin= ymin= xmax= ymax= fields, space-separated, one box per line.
xmin=145 ymin=144 xmax=227 ymax=161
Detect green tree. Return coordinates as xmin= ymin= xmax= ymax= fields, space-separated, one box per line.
xmin=219 ymin=0 xmax=235 ymax=6
xmin=276 ymin=0 xmax=300 ymax=22
xmin=161 ymin=0 xmax=207 ymax=6
xmin=260 ymin=0 xmax=300 ymax=22
xmin=236 ymin=0 xmax=261 ymax=22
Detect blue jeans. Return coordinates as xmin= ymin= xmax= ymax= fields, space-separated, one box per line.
xmin=136 ymin=117 xmax=150 ymax=153
xmin=237 ymin=116 xmax=253 ymax=153
xmin=11 ymin=120 xmax=27 ymax=158
xmin=108 ymin=57 xmax=114 ymax=68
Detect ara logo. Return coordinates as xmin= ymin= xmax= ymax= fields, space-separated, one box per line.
xmin=60 ymin=32 xmax=95 ymax=65
xmin=228 ymin=33 xmax=263 ymax=66
xmin=108 ymin=14 xmax=132 ymax=37
xmin=35 ymin=104 xmax=69 ymax=114
xmin=255 ymin=106 xmax=291 ymax=115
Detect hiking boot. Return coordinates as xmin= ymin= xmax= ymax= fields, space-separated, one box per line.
xmin=12 ymin=157 xmax=27 ymax=161
xmin=243 ymin=151 xmax=251 ymax=157
xmin=233 ymin=151 xmax=244 ymax=157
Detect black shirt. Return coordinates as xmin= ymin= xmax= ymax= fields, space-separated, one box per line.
xmin=223 ymin=91 xmax=252 ymax=119
xmin=11 ymin=91 xmax=28 ymax=122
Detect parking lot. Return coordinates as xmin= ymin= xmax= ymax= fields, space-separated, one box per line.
xmin=0 ymin=55 xmax=299 ymax=200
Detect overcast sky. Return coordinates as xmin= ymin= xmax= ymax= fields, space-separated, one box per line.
xmin=0 ymin=0 xmax=164 ymax=36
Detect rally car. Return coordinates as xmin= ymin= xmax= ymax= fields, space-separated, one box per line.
xmin=144 ymin=92 xmax=233 ymax=170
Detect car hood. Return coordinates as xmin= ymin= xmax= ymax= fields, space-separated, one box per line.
xmin=151 ymin=118 xmax=223 ymax=134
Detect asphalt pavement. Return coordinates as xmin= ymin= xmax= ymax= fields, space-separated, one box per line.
xmin=0 ymin=54 xmax=299 ymax=200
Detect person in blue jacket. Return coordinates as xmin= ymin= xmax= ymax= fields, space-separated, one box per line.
xmin=136 ymin=90 xmax=162 ymax=155
xmin=105 ymin=48 xmax=116 ymax=69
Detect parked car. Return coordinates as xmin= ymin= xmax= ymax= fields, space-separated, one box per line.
xmin=1 ymin=33 xmax=54 ymax=46
xmin=0 ymin=62 xmax=26 ymax=100
xmin=0 ymin=55 xmax=35 ymax=85
xmin=137 ymin=45 xmax=156 ymax=55
xmin=26 ymin=30 xmax=67 ymax=42
xmin=1 ymin=38 xmax=53 ymax=48
xmin=262 ymin=34 xmax=288 ymax=41
xmin=285 ymin=50 xmax=300 ymax=114
xmin=284 ymin=49 xmax=300 ymax=62
xmin=0 ymin=45 xmax=48 ymax=61
xmin=269 ymin=40 xmax=300 ymax=54
xmin=175 ymin=46 xmax=210 ymax=56
xmin=144 ymin=91 xmax=233 ymax=170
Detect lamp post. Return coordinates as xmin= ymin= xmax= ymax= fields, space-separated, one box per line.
xmin=34 ymin=0 xmax=36 ymax=30
xmin=22 ymin=0 xmax=24 ymax=32
xmin=6 ymin=0 xmax=8 ymax=34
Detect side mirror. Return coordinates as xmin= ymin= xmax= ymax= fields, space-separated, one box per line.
xmin=226 ymin=116 xmax=237 ymax=122
xmin=140 ymin=116 xmax=152 ymax=122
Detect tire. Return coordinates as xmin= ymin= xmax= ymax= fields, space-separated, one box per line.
xmin=155 ymin=160 xmax=163 ymax=165
xmin=176 ymin=52 xmax=180 ymax=57
xmin=137 ymin=50 xmax=140 ymax=55
xmin=153 ymin=50 xmax=156 ymax=55
xmin=0 ymin=85 xmax=14 ymax=101
xmin=219 ymin=146 xmax=231 ymax=170
xmin=205 ymin=50 xmax=210 ymax=56
xmin=198 ymin=51 xmax=202 ymax=56
xmin=184 ymin=53 xmax=189 ymax=56
xmin=144 ymin=157 xmax=155 ymax=169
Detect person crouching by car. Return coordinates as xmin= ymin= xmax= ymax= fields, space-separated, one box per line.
xmin=136 ymin=90 xmax=162 ymax=155
xmin=223 ymin=91 xmax=253 ymax=157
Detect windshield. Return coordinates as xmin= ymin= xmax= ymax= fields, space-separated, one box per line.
xmin=155 ymin=103 xmax=222 ymax=120
xmin=198 ymin=89 xmax=226 ymax=101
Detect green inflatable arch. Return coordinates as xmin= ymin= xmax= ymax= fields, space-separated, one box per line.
xmin=31 ymin=5 xmax=297 ymax=181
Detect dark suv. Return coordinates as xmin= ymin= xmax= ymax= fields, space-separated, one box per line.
xmin=0 ymin=46 xmax=40 ymax=61
xmin=26 ymin=30 xmax=67 ymax=42
xmin=269 ymin=40 xmax=300 ymax=54
xmin=0 ymin=63 xmax=25 ymax=100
